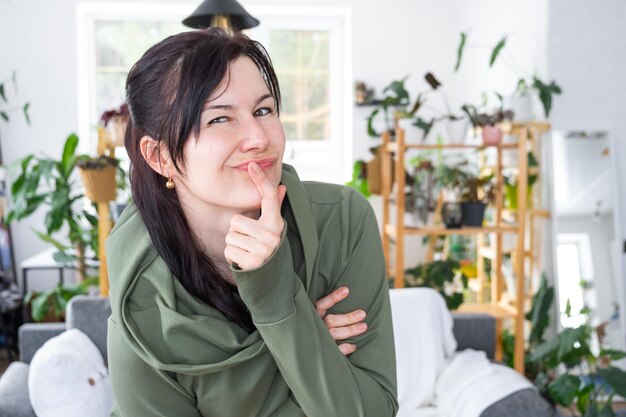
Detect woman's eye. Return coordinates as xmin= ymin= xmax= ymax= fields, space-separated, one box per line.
xmin=208 ymin=116 xmax=228 ymax=125
xmin=254 ymin=107 xmax=272 ymax=117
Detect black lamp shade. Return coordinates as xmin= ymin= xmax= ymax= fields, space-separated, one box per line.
xmin=182 ymin=0 xmax=260 ymax=31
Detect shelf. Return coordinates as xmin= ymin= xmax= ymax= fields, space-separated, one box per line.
xmin=457 ymin=301 xmax=518 ymax=319
xmin=384 ymin=224 xmax=517 ymax=239
xmin=385 ymin=142 xmax=519 ymax=152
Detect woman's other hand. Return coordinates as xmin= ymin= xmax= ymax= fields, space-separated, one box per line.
xmin=315 ymin=286 xmax=368 ymax=356
xmin=225 ymin=161 xmax=287 ymax=270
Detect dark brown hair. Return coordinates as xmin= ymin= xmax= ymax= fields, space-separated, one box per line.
xmin=125 ymin=28 xmax=281 ymax=332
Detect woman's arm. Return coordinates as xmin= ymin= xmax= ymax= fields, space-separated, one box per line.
xmin=229 ymin=183 xmax=398 ymax=417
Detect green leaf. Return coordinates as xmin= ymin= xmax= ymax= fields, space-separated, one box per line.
xmin=31 ymin=291 xmax=53 ymax=322
xmin=0 ymin=83 xmax=6 ymax=102
xmin=454 ymin=32 xmax=467 ymax=72
xmin=0 ymin=111 xmax=8 ymax=122
xmin=565 ymin=298 xmax=572 ymax=317
xmin=547 ymin=373 xmax=581 ymax=406
xmin=34 ymin=230 xmax=68 ymax=252
xmin=23 ymin=102 xmax=31 ymax=125
xmin=577 ymin=384 xmax=594 ymax=413
xmin=61 ymin=133 xmax=79 ymax=178
xmin=597 ymin=366 xmax=626 ymax=398
xmin=489 ymin=36 xmax=507 ymax=67
xmin=599 ymin=349 xmax=626 ymax=361
xmin=526 ymin=275 xmax=555 ymax=346
xmin=367 ymin=108 xmax=380 ymax=138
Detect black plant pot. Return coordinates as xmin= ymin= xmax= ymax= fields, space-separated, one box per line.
xmin=461 ymin=202 xmax=486 ymax=227
xmin=441 ymin=202 xmax=462 ymax=229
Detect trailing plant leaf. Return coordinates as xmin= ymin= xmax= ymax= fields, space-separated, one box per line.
xmin=454 ymin=32 xmax=467 ymax=72
xmin=577 ymin=384 xmax=594 ymax=414
xmin=547 ymin=374 xmax=580 ymax=406
xmin=525 ymin=274 xmax=554 ymax=346
xmin=597 ymin=366 xmax=626 ymax=398
xmin=367 ymin=108 xmax=380 ymax=138
xmin=0 ymin=83 xmax=6 ymax=102
xmin=599 ymin=349 xmax=626 ymax=361
xmin=0 ymin=111 xmax=7 ymax=122
xmin=23 ymin=102 xmax=31 ymax=125
xmin=532 ymin=77 xmax=562 ymax=117
xmin=489 ymin=36 xmax=507 ymax=67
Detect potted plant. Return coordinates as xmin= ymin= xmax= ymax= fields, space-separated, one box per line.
xmin=404 ymin=259 xmax=469 ymax=310
xmin=459 ymin=170 xmax=496 ymax=227
xmin=24 ymin=277 xmax=98 ymax=322
xmin=100 ymin=103 xmax=129 ymax=147
xmin=462 ymin=104 xmax=514 ymax=145
xmin=77 ymin=155 xmax=119 ymax=203
xmin=504 ymin=151 xmax=539 ymax=210
xmin=346 ymin=160 xmax=371 ymax=198
xmin=503 ymin=277 xmax=626 ymax=417
xmin=454 ymin=32 xmax=562 ymax=120
xmin=5 ymin=133 xmax=99 ymax=280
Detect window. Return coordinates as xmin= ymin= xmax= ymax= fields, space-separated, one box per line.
xmin=78 ymin=4 xmax=352 ymax=183
xmin=556 ymin=234 xmax=596 ymax=328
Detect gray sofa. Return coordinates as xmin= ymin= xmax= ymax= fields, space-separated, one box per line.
xmin=0 ymin=296 xmax=555 ymax=417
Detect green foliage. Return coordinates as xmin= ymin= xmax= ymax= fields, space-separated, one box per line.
xmin=0 ymin=71 xmax=31 ymax=125
xmin=489 ymin=36 xmax=507 ymax=67
xmin=346 ymin=160 xmax=371 ymax=198
xmin=24 ymin=277 xmax=98 ymax=322
xmin=404 ymin=259 xmax=468 ymax=309
xmin=454 ymin=32 xmax=467 ymax=72
xmin=503 ymin=275 xmax=626 ymax=416
xmin=532 ymin=76 xmax=562 ymax=117
xmin=5 ymin=133 xmax=100 ymax=270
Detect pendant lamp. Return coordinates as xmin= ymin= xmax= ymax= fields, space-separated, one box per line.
xmin=182 ymin=0 xmax=260 ymax=32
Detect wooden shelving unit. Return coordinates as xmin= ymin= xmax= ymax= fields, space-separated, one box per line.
xmin=380 ymin=122 xmax=550 ymax=373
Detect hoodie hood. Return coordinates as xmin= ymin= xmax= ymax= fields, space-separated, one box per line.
xmin=106 ymin=164 xmax=318 ymax=375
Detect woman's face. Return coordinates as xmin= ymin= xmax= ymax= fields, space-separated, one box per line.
xmin=172 ymin=56 xmax=286 ymax=217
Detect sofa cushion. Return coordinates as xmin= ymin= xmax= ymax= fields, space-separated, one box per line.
xmin=28 ymin=328 xmax=114 ymax=417
xmin=0 ymin=362 xmax=36 ymax=417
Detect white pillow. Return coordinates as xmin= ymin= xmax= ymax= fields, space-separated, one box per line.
xmin=28 ymin=328 xmax=114 ymax=417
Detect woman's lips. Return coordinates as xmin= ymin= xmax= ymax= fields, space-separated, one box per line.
xmin=233 ymin=158 xmax=276 ymax=171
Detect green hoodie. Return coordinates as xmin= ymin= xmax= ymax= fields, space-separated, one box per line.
xmin=106 ymin=165 xmax=398 ymax=417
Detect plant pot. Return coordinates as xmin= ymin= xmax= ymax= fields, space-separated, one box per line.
xmin=441 ymin=202 xmax=462 ymax=228
xmin=504 ymin=183 xmax=533 ymax=210
xmin=79 ymin=166 xmax=116 ymax=202
xmin=106 ymin=114 xmax=129 ymax=147
xmin=444 ymin=118 xmax=469 ymax=144
xmin=461 ymin=202 xmax=486 ymax=227
xmin=481 ymin=125 xmax=503 ymax=145
xmin=502 ymin=95 xmax=534 ymax=123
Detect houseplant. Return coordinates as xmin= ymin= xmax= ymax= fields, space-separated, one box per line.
xmin=100 ymin=102 xmax=129 ymax=147
xmin=455 ymin=32 xmax=562 ymax=119
xmin=24 ymin=277 xmax=98 ymax=322
xmin=5 ymin=133 xmax=99 ymax=279
xmin=503 ymin=277 xmax=626 ymax=417
xmin=404 ymin=259 xmax=469 ymax=310
xmin=504 ymin=151 xmax=539 ymax=210
xmin=461 ymin=103 xmax=514 ymax=145
xmin=0 ymin=71 xmax=30 ymax=125
xmin=458 ymin=170 xmax=496 ymax=227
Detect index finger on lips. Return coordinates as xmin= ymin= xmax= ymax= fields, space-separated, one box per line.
xmin=248 ymin=162 xmax=283 ymax=225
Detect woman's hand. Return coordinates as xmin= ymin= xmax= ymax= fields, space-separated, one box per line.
xmin=225 ymin=162 xmax=287 ymax=270
xmin=316 ymin=286 xmax=368 ymax=356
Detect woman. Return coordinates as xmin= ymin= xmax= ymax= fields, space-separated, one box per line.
xmin=106 ymin=28 xmax=397 ymax=417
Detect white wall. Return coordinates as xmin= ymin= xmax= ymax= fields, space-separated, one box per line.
xmin=547 ymin=0 xmax=626 ymax=347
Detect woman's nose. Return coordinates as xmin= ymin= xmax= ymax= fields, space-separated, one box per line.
xmin=239 ymin=119 xmax=270 ymax=152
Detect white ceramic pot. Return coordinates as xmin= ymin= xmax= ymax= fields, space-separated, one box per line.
xmin=502 ymin=95 xmax=534 ymax=123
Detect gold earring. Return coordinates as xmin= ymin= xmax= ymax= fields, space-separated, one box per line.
xmin=165 ymin=177 xmax=175 ymax=190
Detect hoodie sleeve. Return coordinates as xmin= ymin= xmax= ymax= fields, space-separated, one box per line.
xmin=233 ymin=188 xmax=398 ymax=417
xmin=107 ymin=319 xmax=203 ymax=417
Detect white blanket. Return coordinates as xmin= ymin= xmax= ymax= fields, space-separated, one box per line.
xmin=390 ymin=288 xmax=457 ymax=409
xmin=434 ymin=349 xmax=532 ymax=417
xmin=389 ymin=288 xmax=533 ymax=417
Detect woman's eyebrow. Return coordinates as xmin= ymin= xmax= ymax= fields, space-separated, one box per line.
xmin=202 ymin=94 xmax=274 ymax=112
